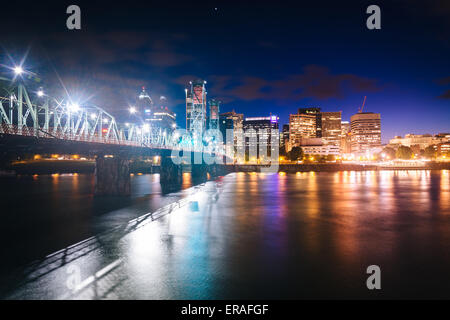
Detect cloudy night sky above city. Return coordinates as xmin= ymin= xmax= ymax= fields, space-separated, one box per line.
xmin=0 ymin=0 xmax=449 ymax=142
xmin=2 ymin=0 xmax=450 ymax=306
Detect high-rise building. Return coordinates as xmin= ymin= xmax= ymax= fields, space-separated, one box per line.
xmin=350 ymin=112 xmax=381 ymax=153
xmin=136 ymin=87 xmax=153 ymax=119
xmin=243 ymin=116 xmax=279 ymax=161
xmin=298 ymin=107 xmax=322 ymax=138
xmin=340 ymin=121 xmax=352 ymax=153
xmin=219 ymin=110 xmax=243 ymax=139
xmin=219 ymin=110 xmax=244 ymax=157
xmin=321 ymin=111 xmax=342 ymax=146
xmin=135 ymin=87 xmax=176 ymax=144
xmin=281 ymin=124 xmax=290 ymax=152
xmin=289 ymin=113 xmax=316 ymax=150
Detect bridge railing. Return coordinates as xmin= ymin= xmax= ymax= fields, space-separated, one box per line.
xmin=0 ymin=123 xmax=172 ymax=150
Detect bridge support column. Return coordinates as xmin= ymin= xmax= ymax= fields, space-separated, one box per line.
xmin=160 ymin=151 xmax=182 ymax=193
xmin=95 ymin=156 xmax=130 ymax=196
xmin=207 ymin=164 xmax=222 ymax=179
xmin=191 ymin=152 xmax=208 ymax=183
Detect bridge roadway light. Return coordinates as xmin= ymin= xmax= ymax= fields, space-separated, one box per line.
xmin=13 ymin=66 xmax=24 ymax=75
xmin=90 ymin=113 xmax=96 ymax=120
xmin=68 ymin=103 xmax=80 ymax=112
xmin=129 ymin=106 xmax=137 ymax=114
xmin=37 ymin=89 xmax=44 ymax=97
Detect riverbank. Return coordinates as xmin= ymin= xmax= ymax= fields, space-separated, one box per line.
xmin=4 ymin=159 xmax=161 ymax=175
xmin=237 ymin=162 xmax=450 ymax=172
xmin=3 ymin=160 xmax=450 ymax=175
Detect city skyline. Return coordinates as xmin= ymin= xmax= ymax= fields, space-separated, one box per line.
xmin=0 ymin=1 xmax=448 ymax=144
xmin=1 ymin=0 xmax=450 ymax=304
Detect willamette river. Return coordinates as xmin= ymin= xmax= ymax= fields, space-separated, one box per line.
xmin=1 ymin=170 xmax=450 ymax=299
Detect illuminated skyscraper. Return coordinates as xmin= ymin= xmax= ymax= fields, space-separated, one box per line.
xmin=135 ymin=87 xmax=176 ymax=145
xmin=298 ymin=107 xmax=322 ymax=138
xmin=340 ymin=121 xmax=352 ymax=153
xmin=243 ymin=116 xmax=279 ymax=161
xmin=289 ymin=113 xmax=316 ymax=150
xmin=136 ymin=87 xmax=153 ymax=119
xmin=350 ymin=112 xmax=381 ymax=153
xmin=220 ymin=110 xmax=244 ymax=155
xmin=321 ymin=111 xmax=342 ymax=146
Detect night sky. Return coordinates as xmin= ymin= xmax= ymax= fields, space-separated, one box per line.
xmin=0 ymin=0 xmax=449 ymax=143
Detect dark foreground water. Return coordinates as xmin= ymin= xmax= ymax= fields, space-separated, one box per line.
xmin=1 ymin=170 xmax=450 ymax=299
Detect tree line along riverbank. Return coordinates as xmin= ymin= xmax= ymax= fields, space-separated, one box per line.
xmin=2 ymin=160 xmax=450 ymax=175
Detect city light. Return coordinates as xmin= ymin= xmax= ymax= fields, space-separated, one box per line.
xmin=13 ymin=66 xmax=23 ymax=75
xmin=90 ymin=113 xmax=97 ymax=119
xmin=129 ymin=106 xmax=137 ymax=114
xmin=142 ymin=124 xmax=150 ymax=132
xmin=103 ymin=118 xmax=109 ymax=124
xmin=37 ymin=89 xmax=44 ymax=97
xmin=68 ymin=103 xmax=80 ymax=112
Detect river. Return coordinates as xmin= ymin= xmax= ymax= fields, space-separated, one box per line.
xmin=1 ymin=170 xmax=450 ymax=299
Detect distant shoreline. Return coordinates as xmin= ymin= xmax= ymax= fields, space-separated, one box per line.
xmin=1 ymin=160 xmax=449 ymax=176
xmin=240 ymin=163 xmax=450 ymax=173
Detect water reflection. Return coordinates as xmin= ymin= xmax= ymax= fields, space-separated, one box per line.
xmin=2 ymin=170 xmax=450 ymax=299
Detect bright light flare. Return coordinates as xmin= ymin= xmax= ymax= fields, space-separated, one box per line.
xmin=68 ymin=103 xmax=80 ymax=112
xmin=129 ymin=106 xmax=137 ymax=114
xmin=37 ymin=90 xmax=44 ymax=97
xmin=13 ymin=66 xmax=24 ymax=75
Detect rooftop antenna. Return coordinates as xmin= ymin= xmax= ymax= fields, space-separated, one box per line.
xmin=358 ymin=96 xmax=367 ymax=113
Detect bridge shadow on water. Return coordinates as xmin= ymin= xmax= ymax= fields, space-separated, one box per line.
xmin=0 ymin=184 xmax=206 ymax=299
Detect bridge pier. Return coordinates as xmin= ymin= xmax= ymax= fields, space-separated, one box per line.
xmin=207 ymin=163 xmax=223 ymax=178
xmin=95 ymin=156 xmax=131 ymax=196
xmin=160 ymin=151 xmax=182 ymax=193
xmin=191 ymin=152 xmax=208 ymax=184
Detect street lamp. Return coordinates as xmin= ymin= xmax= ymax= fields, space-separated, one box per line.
xmin=68 ymin=103 xmax=80 ymax=112
xmin=129 ymin=106 xmax=137 ymax=114
xmin=13 ymin=66 xmax=24 ymax=75
xmin=37 ymin=88 xmax=44 ymax=97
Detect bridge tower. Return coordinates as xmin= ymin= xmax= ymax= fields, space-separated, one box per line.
xmin=208 ymin=99 xmax=220 ymax=131
xmin=186 ymin=80 xmax=207 ymax=150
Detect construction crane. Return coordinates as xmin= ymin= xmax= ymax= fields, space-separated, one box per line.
xmin=358 ymin=96 xmax=367 ymax=113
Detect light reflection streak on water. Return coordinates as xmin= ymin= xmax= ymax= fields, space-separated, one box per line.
xmin=4 ymin=170 xmax=450 ymax=299
xmin=441 ymin=170 xmax=450 ymax=211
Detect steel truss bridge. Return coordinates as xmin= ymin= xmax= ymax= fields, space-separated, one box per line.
xmin=0 ymin=76 xmax=180 ymax=151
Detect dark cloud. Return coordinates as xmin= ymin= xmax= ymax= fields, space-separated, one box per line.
xmin=436 ymin=77 xmax=450 ymax=99
xmin=146 ymin=51 xmax=192 ymax=67
xmin=437 ymin=77 xmax=450 ymax=86
xmin=439 ymin=90 xmax=450 ymax=99
xmin=204 ymin=65 xmax=381 ymax=103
